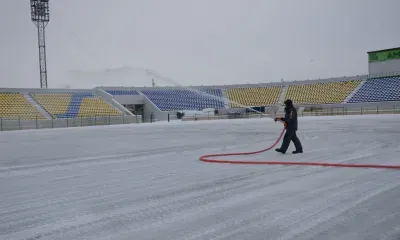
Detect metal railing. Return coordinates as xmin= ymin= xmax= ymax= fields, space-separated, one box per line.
xmin=0 ymin=114 xmax=144 ymax=132
xmin=181 ymin=104 xmax=400 ymax=121
xmin=301 ymin=105 xmax=400 ymax=116
xmin=2 ymin=104 xmax=400 ymax=131
xmin=367 ymin=71 xmax=400 ymax=79
xmin=181 ymin=112 xmax=272 ymax=121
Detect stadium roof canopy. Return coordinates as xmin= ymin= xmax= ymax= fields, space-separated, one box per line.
xmin=367 ymin=47 xmax=400 ymax=54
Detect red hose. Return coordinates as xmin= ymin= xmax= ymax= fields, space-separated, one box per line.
xmin=199 ymin=127 xmax=400 ymax=169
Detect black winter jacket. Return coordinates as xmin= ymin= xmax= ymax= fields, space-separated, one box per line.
xmin=282 ymin=106 xmax=298 ymax=131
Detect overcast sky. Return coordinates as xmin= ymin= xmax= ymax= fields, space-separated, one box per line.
xmin=0 ymin=0 xmax=399 ymax=89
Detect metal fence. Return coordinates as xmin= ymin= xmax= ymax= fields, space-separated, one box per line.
xmin=0 ymin=115 xmax=144 ymax=132
xmin=301 ymin=105 xmax=400 ymax=116
xmin=181 ymin=112 xmax=272 ymax=121
xmin=2 ymin=105 xmax=400 ymax=131
xmin=181 ymin=104 xmax=400 ymax=121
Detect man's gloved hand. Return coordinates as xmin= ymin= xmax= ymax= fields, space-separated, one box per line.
xmin=283 ymin=121 xmax=288 ymax=127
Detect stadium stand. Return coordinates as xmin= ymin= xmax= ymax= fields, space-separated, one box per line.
xmin=284 ymin=80 xmax=361 ymax=104
xmin=225 ymin=86 xmax=283 ymax=107
xmin=30 ymin=92 xmax=120 ymax=118
xmin=30 ymin=93 xmax=71 ymax=118
xmin=347 ymin=76 xmax=400 ymax=103
xmin=78 ymin=98 xmax=120 ymax=117
xmin=2 ymin=74 xmax=398 ymax=123
xmin=0 ymin=92 xmax=45 ymax=120
xmin=141 ymin=88 xmax=224 ymax=111
xmin=105 ymin=90 xmax=140 ymax=95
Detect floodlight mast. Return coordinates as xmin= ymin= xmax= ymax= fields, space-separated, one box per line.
xmin=30 ymin=0 xmax=50 ymax=89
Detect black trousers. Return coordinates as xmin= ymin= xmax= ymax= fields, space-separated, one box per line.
xmin=279 ymin=129 xmax=303 ymax=152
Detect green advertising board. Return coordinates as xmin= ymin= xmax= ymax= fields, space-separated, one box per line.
xmin=368 ymin=48 xmax=400 ymax=62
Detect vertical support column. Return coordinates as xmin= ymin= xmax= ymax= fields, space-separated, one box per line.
xmin=37 ymin=22 xmax=48 ymax=89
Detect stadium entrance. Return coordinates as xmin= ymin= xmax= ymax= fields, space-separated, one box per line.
xmin=123 ymin=104 xmax=144 ymax=116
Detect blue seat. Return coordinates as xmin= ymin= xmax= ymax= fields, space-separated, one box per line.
xmin=105 ymin=90 xmax=139 ymax=95
xmin=348 ymin=77 xmax=400 ymax=103
xmin=141 ymin=88 xmax=224 ymax=111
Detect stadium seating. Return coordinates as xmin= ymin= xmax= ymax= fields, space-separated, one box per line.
xmin=284 ymin=80 xmax=361 ymax=104
xmin=31 ymin=92 xmax=120 ymax=118
xmin=31 ymin=93 xmax=71 ymax=118
xmin=225 ymin=86 xmax=283 ymax=107
xmin=141 ymin=88 xmax=224 ymax=111
xmin=0 ymin=92 xmax=45 ymax=120
xmin=347 ymin=76 xmax=400 ymax=103
xmin=105 ymin=90 xmax=140 ymax=95
xmin=78 ymin=98 xmax=121 ymax=117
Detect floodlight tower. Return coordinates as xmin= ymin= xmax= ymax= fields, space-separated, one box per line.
xmin=30 ymin=0 xmax=50 ymax=89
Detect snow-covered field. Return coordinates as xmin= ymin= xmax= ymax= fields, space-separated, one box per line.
xmin=1 ymin=115 xmax=399 ymax=240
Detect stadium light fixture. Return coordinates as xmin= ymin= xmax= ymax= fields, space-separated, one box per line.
xmin=30 ymin=0 xmax=50 ymax=89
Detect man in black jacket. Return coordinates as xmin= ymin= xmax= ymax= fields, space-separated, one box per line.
xmin=274 ymin=99 xmax=303 ymax=154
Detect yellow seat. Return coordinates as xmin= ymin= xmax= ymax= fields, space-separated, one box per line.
xmin=226 ymin=86 xmax=283 ymax=107
xmin=78 ymin=97 xmax=120 ymax=117
xmin=0 ymin=93 xmax=45 ymax=120
xmin=284 ymin=80 xmax=361 ymax=104
xmin=31 ymin=93 xmax=71 ymax=118
xmin=31 ymin=93 xmax=120 ymax=118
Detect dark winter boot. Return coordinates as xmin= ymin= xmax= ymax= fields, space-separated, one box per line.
xmin=292 ymin=149 xmax=303 ymax=154
xmin=275 ymin=148 xmax=286 ymax=154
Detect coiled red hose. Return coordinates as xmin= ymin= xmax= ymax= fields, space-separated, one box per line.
xmin=199 ymin=127 xmax=400 ymax=169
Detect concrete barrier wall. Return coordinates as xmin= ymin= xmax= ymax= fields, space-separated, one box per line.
xmin=0 ymin=115 xmax=142 ymax=132
xmin=113 ymin=95 xmax=144 ymax=105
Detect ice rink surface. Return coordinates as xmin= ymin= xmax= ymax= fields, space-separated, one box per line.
xmin=1 ymin=115 xmax=400 ymax=240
